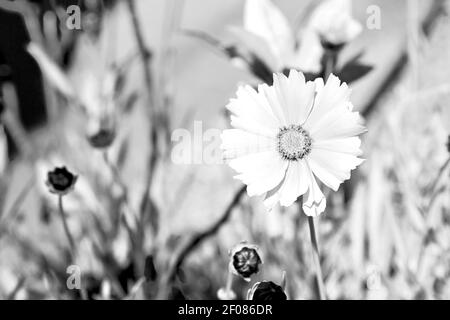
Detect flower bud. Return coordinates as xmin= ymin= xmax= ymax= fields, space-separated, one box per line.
xmin=46 ymin=166 xmax=78 ymax=195
xmin=309 ymin=0 xmax=362 ymax=48
xmin=87 ymin=128 xmax=116 ymax=149
xmin=229 ymin=242 xmax=263 ymax=281
xmin=86 ymin=116 xmax=116 ymax=149
xmin=247 ymin=281 xmax=287 ymax=301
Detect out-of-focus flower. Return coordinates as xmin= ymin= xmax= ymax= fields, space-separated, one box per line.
xmin=27 ymin=43 xmax=128 ymax=149
xmin=221 ymin=70 xmax=366 ymax=215
xmin=230 ymin=0 xmax=323 ymax=74
xmin=46 ymin=166 xmax=78 ymax=195
xmin=309 ymin=0 xmax=362 ymax=48
xmin=87 ymin=127 xmax=116 ymax=149
xmin=229 ymin=242 xmax=263 ymax=281
xmin=87 ymin=115 xmax=117 ymax=149
xmin=247 ymin=281 xmax=287 ymax=301
xmin=217 ymin=287 xmax=237 ymax=300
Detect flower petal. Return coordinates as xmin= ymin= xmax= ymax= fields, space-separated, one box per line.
xmin=221 ymin=129 xmax=277 ymax=159
xmin=227 ymin=85 xmax=280 ymax=137
xmin=304 ymin=74 xmax=351 ymax=128
xmin=312 ymin=136 xmax=362 ymax=156
xmin=279 ymin=160 xmax=310 ymax=206
xmin=285 ymin=70 xmax=316 ymax=125
xmin=309 ymin=104 xmax=367 ymax=140
xmin=308 ymin=148 xmax=364 ymax=191
xmin=261 ymin=71 xmax=316 ymax=126
xmin=259 ymin=83 xmax=288 ymax=126
xmin=230 ymin=151 xmax=288 ymax=197
xmin=302 ymin=161 xmax=326 ymax=216
xmin=264 ymin=160 xmax=310 ymax=209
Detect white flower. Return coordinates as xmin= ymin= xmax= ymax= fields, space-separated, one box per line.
xmin=309 ymin=0 xmax=362 ymax=46
xmin=229 ymin=0 xmax=323 ymax=73
xmin=221 ymin=70 xmax=366 ymax=215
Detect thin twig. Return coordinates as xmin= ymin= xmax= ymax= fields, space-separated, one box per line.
xmin=125 ymin=0 xmax=160 ymax=237
xmin=158 ymin=185 xmax=246 ymax=298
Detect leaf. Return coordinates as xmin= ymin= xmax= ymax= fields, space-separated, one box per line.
xmin=337 ymin=52 xmax=373 ymax=84
xmin=183 ymin=29 xmax=274 ymax=84
xmin=246 ymin=53 xmax=274 ymax=84
xmin=26 ymin=43 xmax=76 ymax=100
xmin=337 ymin=62 xmax=373 ymax=84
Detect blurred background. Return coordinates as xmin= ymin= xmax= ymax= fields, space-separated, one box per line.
xmin=0 ymin=0 xmax=449 ymax=300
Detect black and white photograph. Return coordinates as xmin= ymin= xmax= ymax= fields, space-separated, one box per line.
xmin=0 ymin=0 xmax=449 ymax=304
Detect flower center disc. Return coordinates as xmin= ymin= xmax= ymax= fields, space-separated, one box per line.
xmin=277 ymin=125 xmax=312 ymax=161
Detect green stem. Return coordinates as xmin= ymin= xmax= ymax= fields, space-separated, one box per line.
xmin=307 ymin=216 xmax=326 ymax=300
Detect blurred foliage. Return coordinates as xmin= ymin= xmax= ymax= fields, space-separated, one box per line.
xmin=0 ymin=0 xmax=449 ymax=300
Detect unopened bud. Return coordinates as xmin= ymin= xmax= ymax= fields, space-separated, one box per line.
xmin=229 ymin=242 xmax=263 ymax=281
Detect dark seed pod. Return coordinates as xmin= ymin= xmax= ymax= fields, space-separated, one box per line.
xmin=247 ymin=281 xmax=287 ymax=301
xmin=228 ymin=242 xmax=263 ymax=281
xmin=46 ymin=166 xmax=78 ymax=195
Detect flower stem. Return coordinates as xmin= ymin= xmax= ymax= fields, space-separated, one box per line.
xmin=307 ymin=216 xmax=326 ymax=300
xmin=57 ymin=195 xmax=76 ymax=255
xmin=324 ymin=49 xmax=338 ymax=80
xmin=225 ymin=269 xmax=233 ymax=294
xmin=58 ymin=195 xmax=88 ymax=300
